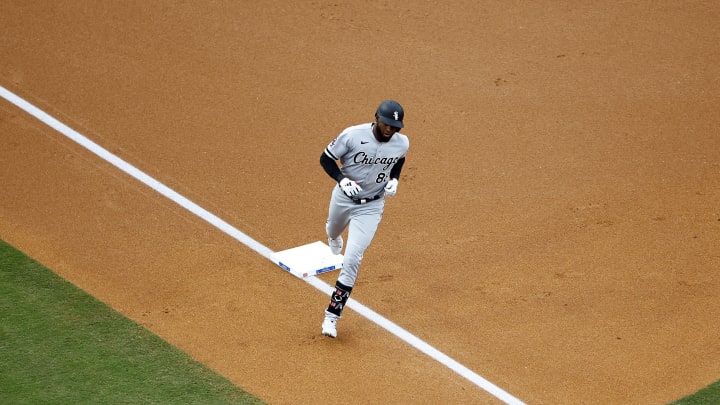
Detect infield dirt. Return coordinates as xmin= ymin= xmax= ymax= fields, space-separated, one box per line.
xmin=1 ymin=2 xmax=719 ymax=404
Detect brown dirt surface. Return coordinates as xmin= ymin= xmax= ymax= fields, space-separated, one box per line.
xmin=2 ymin=1 xmax=719 ymax=404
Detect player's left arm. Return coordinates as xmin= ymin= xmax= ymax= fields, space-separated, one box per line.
xmin=389 ymin=157 xmax=405 ymax=180
xmin=384 ymin=157 xmax=405 ymax=196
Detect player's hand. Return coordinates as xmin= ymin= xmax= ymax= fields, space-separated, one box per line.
xmin=384 ymin=178 xmax=398 ymax=197
xmin=339 ymin=177 xmax=363 ymax=197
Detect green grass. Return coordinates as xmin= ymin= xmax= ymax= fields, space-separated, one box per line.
xmin=670 ymin=380 xmax=720 ymax=405
xmin=0 ymin=239 xmax=264 ymax=404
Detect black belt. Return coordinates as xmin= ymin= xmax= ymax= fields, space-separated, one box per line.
xmin=351 ymin=194 xmax=383 ymax=204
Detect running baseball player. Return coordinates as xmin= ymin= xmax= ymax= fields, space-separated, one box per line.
xmin=320 ymin=100 xmax=410 ymax=338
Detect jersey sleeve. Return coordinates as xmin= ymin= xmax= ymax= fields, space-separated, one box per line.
xmin=400 ymin=134 xmax=410 ymax=157
xmin=324 ymin=130 xmax=351 ymax=160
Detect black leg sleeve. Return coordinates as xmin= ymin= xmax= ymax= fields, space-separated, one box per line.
xmin=326 ymin=281 xmax=353 ymax=316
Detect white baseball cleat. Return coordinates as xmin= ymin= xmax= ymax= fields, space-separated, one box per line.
xmin=328 ymin=236 xmax=343 ymax=255
xmin=322 ymin=314 xmax=338 ymax=338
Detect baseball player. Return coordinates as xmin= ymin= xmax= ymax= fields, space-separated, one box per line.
xmin=320 ymin=100 xmax=410 ymax=338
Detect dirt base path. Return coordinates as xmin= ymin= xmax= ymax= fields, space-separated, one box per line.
xmin=2 ymin=2 xmax=719 ymax=404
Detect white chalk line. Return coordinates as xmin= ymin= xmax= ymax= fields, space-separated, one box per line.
xmin=0 ymin=84 xmax=525 ymax=405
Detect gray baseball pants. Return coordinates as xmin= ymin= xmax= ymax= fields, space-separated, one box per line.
xmin=325 ymin=185 xmax=385 ymax=288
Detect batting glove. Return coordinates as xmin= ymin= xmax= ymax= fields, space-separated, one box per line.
xmin=339 ymin=177 xmax=363 ymax=197
xmin=384 ymin=178 xmax=398 ymax=197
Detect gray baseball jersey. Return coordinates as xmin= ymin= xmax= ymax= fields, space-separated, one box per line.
xmin=324 ymin=123 xmax=410 ymax=198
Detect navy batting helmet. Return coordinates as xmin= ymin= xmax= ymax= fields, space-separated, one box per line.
xmin=375 ymin=100 xmax=404 ymax=128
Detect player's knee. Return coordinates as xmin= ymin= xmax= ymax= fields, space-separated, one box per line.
xmin=343 ymin=250 xmax=364 ymax=268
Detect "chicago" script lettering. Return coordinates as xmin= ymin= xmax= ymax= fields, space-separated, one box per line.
xmin=352 ymin=152 xmax=400 ymax=170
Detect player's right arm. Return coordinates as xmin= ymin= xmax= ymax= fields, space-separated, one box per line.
xmin=321 ymin=130 xmax=353 ymax=182
xmin=320 ymin=153 xmax=363 ymax=197
xmin=321 ymin=132 xmax=362 ymax=197
xmin=320 ymin=152 xmax=344 ymax=183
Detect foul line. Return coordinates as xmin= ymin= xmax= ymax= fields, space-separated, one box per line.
xmin=0 ymin=84 xmax=525 ymax=405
